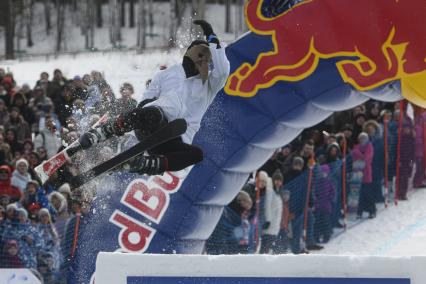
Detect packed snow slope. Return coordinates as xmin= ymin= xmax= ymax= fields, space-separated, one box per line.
xmin=320 ymin=188 xmax=426 ymax=256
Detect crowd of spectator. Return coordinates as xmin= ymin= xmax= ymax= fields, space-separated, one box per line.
xmin=206 ymin=100 xmax=426 ymax=255
xmin=0 ymin=67 xmax=138 ymax=283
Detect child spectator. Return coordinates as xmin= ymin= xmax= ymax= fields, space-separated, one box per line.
xmin=313 ymin=164 xmax=335 ymax=243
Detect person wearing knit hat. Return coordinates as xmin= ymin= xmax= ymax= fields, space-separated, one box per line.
xmin=352 ymin=131 xmax=375 ymax=218
xmin=11 ymin=158 xmax=31 ymax=193
xmin=17 ymin=207 xmax=28 ymax=221
xmin=5 ymin=203 xmax=17 ymax=222
xmin=0 ymin=239 xmax=23 ymax=268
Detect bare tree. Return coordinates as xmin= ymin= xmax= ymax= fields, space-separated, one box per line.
xmin=44 ymin=0 xmax=52 ymax=35
xmin=96 ymin=0 xmax=103 ymax=27
xmin=137 ymin=0 xmax=146 ymax=50
xmin=234 ymin=0 xmax=245 ymax=38
xmin=82 ymin=0 xmax=96 ymax=49
xmin=109 ymin=0 xmax=122 ymax=47
xmin=5 ymin=0 xmax=15 ymax=59
xmin=192 ymin=0 xmax=205 ymax=20
xmin=129 ymin=0 xmax=136 ymax=28
xmin=225 ymin=0 xmax=232 ymax=33
xmin=120 ymin=0 xmax=126 ymax=27
xmin=56 ymin=0 xmax=65 ymax=52
xmin=147 ymin=0 xmax=153 ymax=35
xmin=24 ymin=0 xmax=34 ymax=47
xmin=168 ymin=0 xmax=177 ymax=48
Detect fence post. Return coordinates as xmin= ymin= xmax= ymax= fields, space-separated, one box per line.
xmin=255 ymin=184 xmax=260 ymax=251
xmin=395 ymin=100 xmax=405 ymax=205
xmin=303 ymin=158 xmax=315 ymax=241
xmin=71 ymin=210 xmax=82 ymax=258
xmin=383 ymin=118 xmax=389 ymax=208
xmin=341 ymin=137 xmax=348 ymax=229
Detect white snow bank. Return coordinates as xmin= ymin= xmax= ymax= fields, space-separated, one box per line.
xmin=319 ymin=188 xmax=426 ymax=257
xmin=96 ymin=252 xmax=425 ymax=284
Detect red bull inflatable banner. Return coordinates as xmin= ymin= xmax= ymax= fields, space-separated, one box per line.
xmin=70 ymin=0 xmax=422 ymax=282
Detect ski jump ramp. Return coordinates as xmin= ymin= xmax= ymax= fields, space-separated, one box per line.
xmin=71 ymin=0 xmax=425 ymax=282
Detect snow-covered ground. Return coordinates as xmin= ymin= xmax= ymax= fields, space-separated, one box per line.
xmin=319 ymin=188 xmax=426 ymax=256
xmin=1 ymin=49 xmax=182 ymax=101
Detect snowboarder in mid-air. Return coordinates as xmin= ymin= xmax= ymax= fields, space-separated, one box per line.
xmin=78 ymin=20 xmax=230 ymax=176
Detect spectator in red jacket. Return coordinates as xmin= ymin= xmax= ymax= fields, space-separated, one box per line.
xmin=0 ymin=165 xmax=21 ymax=202
xmin=0 ymin=239 xmax=23 ymax=268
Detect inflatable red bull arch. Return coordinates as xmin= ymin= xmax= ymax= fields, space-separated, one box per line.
xmin=71 ymin=0 xmax=425 ymax=282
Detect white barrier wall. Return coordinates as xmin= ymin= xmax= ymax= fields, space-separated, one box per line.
xmin=0 ymin=269 xmax=41 ymax=284
xmin=96 ymin=253 xmax=426 ymax=284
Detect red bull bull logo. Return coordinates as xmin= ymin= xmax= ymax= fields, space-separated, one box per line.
xmin=225 ymin=0 xmax=426 ymax=106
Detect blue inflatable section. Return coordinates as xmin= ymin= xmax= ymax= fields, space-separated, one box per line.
xmin=70 ymin=27 xmax=402 ymax=284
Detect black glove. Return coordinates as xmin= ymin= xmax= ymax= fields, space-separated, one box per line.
xmin=193 ymin=20 xmax=220 ymax=47
xmin=262 ymin=221 xmax=271 ymax=230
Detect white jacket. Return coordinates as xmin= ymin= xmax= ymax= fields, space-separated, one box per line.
xmin=143 ymin=43 xmax=230 ymax=143
xmin=262 ymin=186 xmax=283 ymax=236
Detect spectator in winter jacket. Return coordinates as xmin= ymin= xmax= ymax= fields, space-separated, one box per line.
xmin=21 ymin=180 xmax=49 ymax=213
xmin=5 ymin=128 xmax=23 ymax=154
xmin=11 ymin=158 xmax=31 ymax=193
xmin=28 ymin=86 xmax=53 ymax=119
xmin=398 ymin=119 xmax=415 ymax=200
xmin=206 ymin=191 xmax=253 ymax=254
xmin=341 ymin=124 xmax=355 ymax=150
xmin=0 ymin=165 xmax=21 ymax=202
xmin=283 ymin=156 xmax=304 ymax=183
xmin=352 ymin=112 xmax=367 ymax=142
xmin=285 ymin=157 xmax=311 ymax=254
xmin=4 ymin=203 xmax=18 ymax=225
xmin=282 ymin=140 xmax=315 ymax=174
xmin=114 ymin=82 xmax=138 ymax=115
xmin=48 ymin=191 xmax=69 ymax=243
xmin=0 ymin=98 xmax=10 ymax=126
xmin=413 ymin=108 xmax=426 ymax=188
xmin=38 ymin=208 xmax=61 ymax=272
xmin=352 ymin=132 xmax=376 ymax=218
xmin=47 ymin=69 xmax=67 ymax=101
xmin=313 ymin=164 xmax=335 ymax=243
xmin=0 ymin=239 xmax=23 ymax=268
xmin=53 ymin=83 xmax=75 ymax=126
xmin=14 ymin=207 xmax=43 ymax=269
xmin=10 ymin=91 xmax=35 ymax=126
xmin=364 ymin=119 xmax=385 ymax=203
xmin=33 ymin=116 xmax=61 ymax=158
xmin=260 ymin=171 xmax=283 ymax=254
